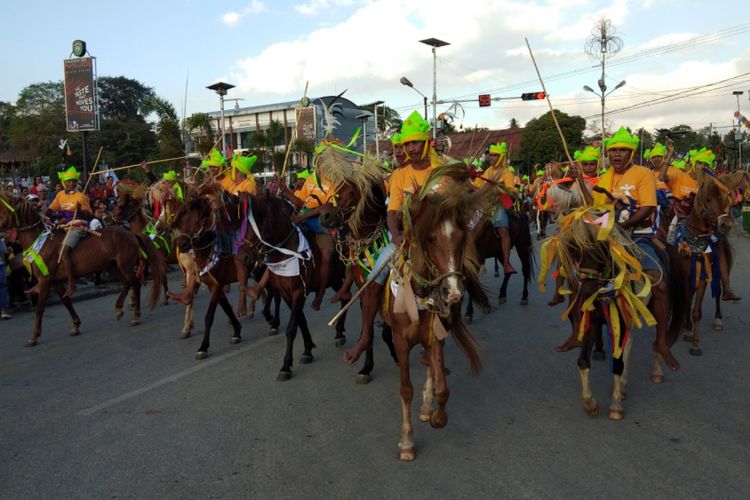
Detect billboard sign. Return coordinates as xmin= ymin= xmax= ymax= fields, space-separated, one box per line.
xmin=63 ymin=57 xmax=98 ymax=132
xmin=295 ymin=106 xmax=317 ymax=143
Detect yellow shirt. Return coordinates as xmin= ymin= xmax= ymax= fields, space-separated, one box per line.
xmin=472 ymin=166 xmax=515 ymax=190
xmin=653 ymin=170 xmax=668 ymax=191
xmin=219 ymin=174 xmax=235 ymax=192
xmin=234 ymin=177 xmax=256 ymax=195
xmin=387 ymin=164 xmax=435 ymax=212
xmin=593 ymin=164 xmax=656 ymax=208
xmin=296 ymin=173 xmax=335 ymax=208
xmin=664 ymin=168 xmax=698 ymax=200
xmin=49 ymin=190 xmax=91 ymax=214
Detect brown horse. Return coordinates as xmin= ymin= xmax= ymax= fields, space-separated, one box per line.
xmin=379 ymin=166 xmax=492 ymax=460
xmin=247 ymin=192 xmax=349 ymax=381
xmin=0 ymin=192 xmax=164 ymax=347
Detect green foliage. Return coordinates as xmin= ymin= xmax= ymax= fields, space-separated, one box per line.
xmin=185 ymin=112 xmax=214 ymax=155
xmin=509 ymin=118 xmax=520 ymax=128
xmin=97 ymin=76 xmax=155 ymax=119
xmin=14 ymin=82 xmax=64 ymax=116
xmin=518 ymin=110 xmax=585 ymax=167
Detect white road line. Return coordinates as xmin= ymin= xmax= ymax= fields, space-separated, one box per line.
xmin=77 ymin=334 xmax=280 ymax=416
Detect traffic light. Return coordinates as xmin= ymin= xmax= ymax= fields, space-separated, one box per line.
xmin=478 ymin=94 xmax=491 ymax=107
xmin=521 ymin=92 xmax=546 ymax=101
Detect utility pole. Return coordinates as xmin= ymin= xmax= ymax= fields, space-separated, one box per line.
xmin=584 ymin=18 xmax=623 ymax=141
xmin=734 ymin=91 xmax=744 ymax=169
xmin=420 ymin=38 xmax=450 ymax=141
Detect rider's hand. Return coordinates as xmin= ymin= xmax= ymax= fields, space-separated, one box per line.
xmin=568 ymin=163 xmax=582 ymax=180
xmin=392 ymin=232 xmax=404 ymax=247
xmin=140 ymin=161 xmax=150 ymax=173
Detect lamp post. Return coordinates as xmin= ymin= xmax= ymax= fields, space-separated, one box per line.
xmin=356 ymin=113 xmax=372 ymax=154
xmin=363 ymin=100 xmax=384 ymax=159
xmin=734 ymin=91 xmax=744 ymax=169
xmin=400 ymin=77 xmax=428 ymax=121
xmin=207 ymin=81 xmax=235 ymax=156
xmin=420 ymin=38 xmax=450 ymax=141
xmin=583 ymin=79 xmax=626 ymax=140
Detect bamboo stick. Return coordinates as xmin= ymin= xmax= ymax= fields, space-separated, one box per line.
xmin=100 ymin=155 xmax=189 ymax=174
xmin=279 ymin=81 xmax=309 ymax=185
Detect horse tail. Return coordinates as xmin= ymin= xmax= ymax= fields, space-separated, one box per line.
xmin=136 ymin=234 xmax=166 ymax=310
xmin=450 ymin=306 xmax=482 ymax=375
xmin=666 ymin=244 xmax=687 ymax=346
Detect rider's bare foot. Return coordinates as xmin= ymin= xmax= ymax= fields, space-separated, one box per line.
xmin=167 ymin=291 xmax=192 ymax=305
xmin=63 ymin=284 xmax=76 ymax=299
xmin=548 ymin=294 xmax=565 ymax=306
xmin=246 ymin=286 xmax=261 ymax=301
xmin=311 ymin=294 xmax=323 ymax=311
xmin=344 ymin=340 xmax=367 ymax=364
xmin=555 ymin=333 xmax=582 ymax=352
xmin=26 ymin=283 xmax=42 ymax=295
xmin=504 ymin=265 xmax=517 ymax=275
xmin=653 ymin=342 xmax=680 ymax=371
xmin=329 ymin=289 xmax=352 ymax=303
xmin=722 ymin=290 xmax=741 ymax=301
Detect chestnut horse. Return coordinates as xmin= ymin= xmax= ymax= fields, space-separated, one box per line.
xmin=0 ymin=192 xmax=164 ymax=347
xmin=379 ymin=166 xmax=492 ymax=460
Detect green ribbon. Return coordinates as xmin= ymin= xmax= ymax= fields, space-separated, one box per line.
xmin=22 ymin=233 xmax=50 ymax=277
xmin=1 ymin=197 xmax=20 ymax=225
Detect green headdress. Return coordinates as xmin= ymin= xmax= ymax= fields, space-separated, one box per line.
xmin=488 ymin=142 xmax=508 ymax=157
xmin=162 ymin=170 xmax=178 ymax=181
xmin=535 ymin=169 xmax=544 ymax=176
xmin=522 ymin=174 xmax=530 ymax=181
xmin=643 ymin=142 xmax=666 ymax=159
xmin=604 ymin=126 xmax=639 ymax=150
xmin=689 ymin=147 xmax=715 ymax=168
xmin=231 ymin=154 xmax=257 ymax=175
xmin=508 ymin=165 xmax=516 ymax=173
xmin=296 ymin=169 xmax=311 ymax=180
xmin=389 ymin=133 xmax=402 ymax=145
xmin=200 ymin=148 xmax=227 ymax=168
xmin=399 ymin=111 xmax=430 ymax=143
xmin=671 ymin=159 xmax=686 ymax=171
xmin=573 ymin=146 xmax=601 ymax=163
xmin=58 ymin=166 xmax=80 ymax=182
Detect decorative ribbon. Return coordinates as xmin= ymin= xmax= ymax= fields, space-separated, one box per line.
xmin=22 ymin=230 xmax=51 ymax=277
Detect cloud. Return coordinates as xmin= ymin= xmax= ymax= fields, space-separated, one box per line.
xmin=295 ymin=0 xmax=355 ymax=16
xmin=221 ymin=1 xmax=267 ymax=26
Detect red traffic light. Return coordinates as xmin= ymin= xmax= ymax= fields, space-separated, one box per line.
xmin=478 ymin=94 xmax=491 ymax=107
xmin=521 ymin=92 xmax=546 ymax=101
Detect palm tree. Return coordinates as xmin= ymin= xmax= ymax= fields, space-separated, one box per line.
xmin=185 ymin=112 xmax=214 ymax=155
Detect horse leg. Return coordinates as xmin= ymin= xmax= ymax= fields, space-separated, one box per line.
xmin=608 ymin=326 xmax=631 ymax=421
xmin=195 ymin=287 xmax=222 ymax=360
xmin=620 ymin=334 xmax=632 ymax=400
xmin=334 ymin=300 xmax=347 ymax=347
xmin=130 ymin=277 xmax=142 ymax=326
xmin=160 ymin=276 xmax=170 ymax=306
xmin=27 ymin=280 xmax=53 ymax=347
xmin=577 ymin=333 xmax=598 ymax=416
xmin=428 ymin=340 xmax=449 ymax=429
xmin=689 ymin=281 xmax=707 ymax=356
xmin=713 ymin=293 xmax=723 ymax=332
xmin=592 ymin=323 xmax=606 ymax=361
xmin=498 ymin=274 xmax=510 ymax=305
xmin=395 ymin=332 xmax=415 ymax=461
xmin=52 ymin=281 xmax=81 ymax=336
xmin=278 ymin=295 xmax=300 ymax=381
xmin=269 ymin=290 xmax=281 ymax=335
xmin=114 ymin=283 xmax=129 ymax=321
xmin=418 ymin=355 xmax=435 ymax=422
xmin=345 ymin=284 xmax=381 ymax=365
xmin=297 ymin=308 xmax=316 ymax=365
xmin=518 ymin=244 xmax=531 ymax=306
xmin=217 ymin=290 xmax=242 ymax=344
xmin=181 ymin=302 xmax=193 ymax=339
xmin=493 ymin=257 xmax=500 ymax=278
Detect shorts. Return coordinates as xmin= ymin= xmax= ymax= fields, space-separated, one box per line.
xmin=634 ymin=236 xmax=660 ymax=271
xmin=302 ymin=215 xmax=329 ymax=235
xmin=492 ymin=205 xmax=509 ymax=229
xmin=64 ymin=228 xmax=87 ymax=248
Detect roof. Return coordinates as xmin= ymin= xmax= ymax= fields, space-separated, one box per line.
xmin=376 ymin=127 xmax=524 ymax=161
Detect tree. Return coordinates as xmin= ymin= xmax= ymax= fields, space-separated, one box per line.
xmin=509 ymin=118 xmax=520 ymax=128
xmin=0 ymin=102 xmax=16 ymax=152
xmin=97 ymin=76 xmax=155 ymax=119
xmin=518 ymin=110 xmax=585 ymax=167
xmin=185 ymin=112 xmax=214 ymax=155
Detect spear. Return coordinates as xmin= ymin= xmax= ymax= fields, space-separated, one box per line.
xmin=279 ymin=81 xmax=309 ymax=187
xmin=98 ymin=155 xmax=190 ymax=174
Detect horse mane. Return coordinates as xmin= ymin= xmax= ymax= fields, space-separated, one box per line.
xmin=0 ymin=192 xmax=43 ymax=228
xmin=692 ymin=171 xmax=732 ymax=224
xmin=545 ymin=183 xmax=583 ymax=214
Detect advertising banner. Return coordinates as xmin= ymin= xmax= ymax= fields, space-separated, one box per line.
xmin=63 ymin=57 xmax=98 ymax=132
xmin=295 ymin=106 xmax=317 ymax=143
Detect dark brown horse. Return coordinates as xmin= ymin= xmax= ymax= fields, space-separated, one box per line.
xmin=0 ymin=192 xmax=165 ymax=347
xmin=378 ymin=166 xmax=492 ymax=460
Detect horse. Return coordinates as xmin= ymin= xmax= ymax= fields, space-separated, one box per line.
xmin=464 ymin=208 xmax=535 ymax=322
xmin=0 ymin=192 xmax=165 ymax=347
xmin=318 ymin=160 xmax=398 ymax=384
xmin=379 ymin=165 xmax=492 ymax=460
xmin=539 ymin=204 xmax=685 ymax=419
xmin=675 ymin=170 xmax=746 ymax=357
xmin=247 ymin=191 xmax=349 ymax=381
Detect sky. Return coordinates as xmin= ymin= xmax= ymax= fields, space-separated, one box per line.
xmin=2 ymin=0 xmax=749 ymax=137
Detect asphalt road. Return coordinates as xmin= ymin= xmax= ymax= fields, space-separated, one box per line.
xmin=1 ymin=230 xmax=749 ymax=499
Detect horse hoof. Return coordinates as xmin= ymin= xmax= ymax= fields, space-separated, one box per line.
xmin=160 ymin=299 xmax=169 ymax=307
xmin=682 ymin=333 xmax=693 ymax=342
xmin=195 ymin=351 xmax=208 ymax=360
xmin=493 ymin=271 xmax=500 ymax=278
xmin=464 ymin=315 xmax=472 ymax=324
xmin=25 ymin=339 xmax=38 ymax=347
xmin=277 ymin=371 xmax=292 ymax=382
xmin=592 ymin=351 xmax=606 ymax=361
xmin=481 ymin=306 xmax=492 ymax=315
xmin=356 ymin=374 xmax=371 ymax=385
xmin=130 ymin=320 xmax=140 ymax=326
xmin=269 ymin=328 xmax=279 ymax=336
xmin=418 ymin=412 xmax=431 ymax=422
xmin=582 ymin=399 xmax=598 ymax=417
xmin=246 ymin=312 xmax=254 ymax=320
xmin=300 ymin=354 xmax=313 ymax=364
xmin=430 ymin=411 xmax=448 ymax=429
xmin=608 ymin=409 xmax=625 ymax=421
xmin=398 ymin=448 xmax=416 ymax=461
xmin=180 ymin=332 xmax=191 ymax=339
xmin=335 ymin=337 xmax=346 ymax=348
xmin=230 ymin=336 xmax=241 ymax=345
xmin=520 ymin=299 xmax=528 ymax=306
xmin=497 ymin=296 xmax=507 ymax=305
xmin=70 ymin=330 xmax=79 ymax=337
xmin=115 ymin=311 xmax=124 ymax=321
xmin=689 ymin=347 xmax=702 ymax=356
xmin=650 ymin=374 xmax=664 ymax=384
xmin=713 ymin=322 xmax=723 ymax=332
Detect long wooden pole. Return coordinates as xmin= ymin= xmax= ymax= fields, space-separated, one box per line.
xmin=58 ymin=146 xmax=104 ymax=263
xmin=327 ymin=251 xmax=395 ymax=327
xmin=279 ymin=81 xmax=309 ymax=185
xmin=101 ymin=155 xmax=189 ymax=174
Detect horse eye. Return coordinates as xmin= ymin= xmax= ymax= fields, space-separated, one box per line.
xmin=427 ymin=236 xmax=435 ymax=244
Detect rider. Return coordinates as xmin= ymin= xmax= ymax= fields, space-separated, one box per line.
xmin=45 ymin=166 xmax=93 ymax=298
xmin=344 ymin=110 xmax=440 ymax=364
xmin=228 ymin=153 xmax=258 ymax=195
xmin=472 ymin=142 xmax=518 ymax=275
xmin=566 ymin=126 xmax=680 ymax=372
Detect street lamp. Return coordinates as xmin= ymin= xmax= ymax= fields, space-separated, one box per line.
xmin=583 ymin=79 xmax=625 ymax=141
xmin=206 ymin=81 xmax=235 ymax=156
xmin=420 ymin=38 xmax=450 ymax=141
xmin=734 ymin=91 xmax=745 ymax=169
xmin=356 ymin=112 xmax=372 ymax=154
xmin=400 ymin=77 xmax=428 ymax=121
xmin=363 ymin=100 xmax=384 ymax=159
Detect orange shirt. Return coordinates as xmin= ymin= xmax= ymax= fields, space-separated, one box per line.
xmin=473 ymin=166 xmax=515 ymax=190
xmin=296 ymin=173 xmax=335 ymax=208
xmin=664 ymin=168 xmax=698 ymax=200
xmin=387 ymin=164 xmax=435 ymax=212
xmin=49 ymin=190 xmax=91 ymax=214
xmin=219 ymin=174 xmax=235 ymax=192
xmin=652 ymin=170 xmax=668 ymax=191
xmin=593 ymin=164 xmax=656 ymax=208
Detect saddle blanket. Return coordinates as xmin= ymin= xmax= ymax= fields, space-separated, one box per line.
xmin=265 ymin=227 xmax=312 ymax=277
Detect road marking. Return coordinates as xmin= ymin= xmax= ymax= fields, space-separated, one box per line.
xmin=77 ymin=334 xmax=280 ymax=416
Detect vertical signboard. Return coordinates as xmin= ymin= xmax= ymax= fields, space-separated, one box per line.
xmin=63 ymin=57 xmax=98 ymax=132
xmin=295 ymin=106 xmax=317 ymax=143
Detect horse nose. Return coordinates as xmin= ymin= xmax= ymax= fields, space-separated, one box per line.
xmin=441 ymin=282 xmax=463 ymax=305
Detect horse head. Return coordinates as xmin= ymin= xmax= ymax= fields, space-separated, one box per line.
xmin=0 ymin=193 xmax=41 ymax=231
xmin=694 ymin=173 xmax=734 ymax=235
